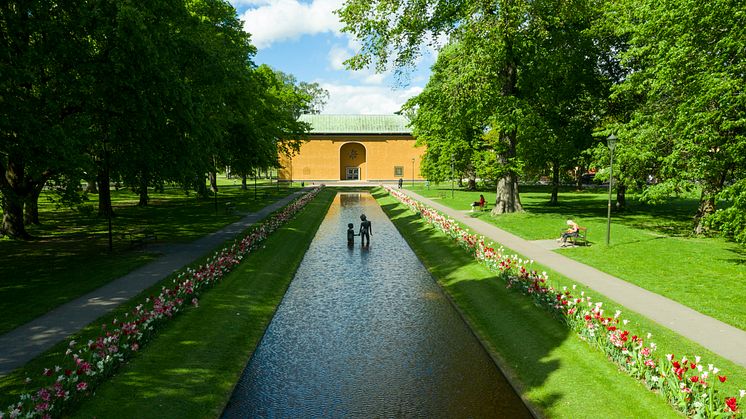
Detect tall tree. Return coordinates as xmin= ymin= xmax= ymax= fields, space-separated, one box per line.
xmin=1 ymin=0 xmax=91 ymax=238
xmin=339 ymin=0 xmax=607 ymax=214
xmin=609 ymin=0 xmax=745 ymax=234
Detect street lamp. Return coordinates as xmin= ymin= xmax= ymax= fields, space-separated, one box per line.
xmin=103 ymin=141 xmax=112 ymax=252
xmin=411 ymin=158 xmax=415 ymax=187
xmin=450 ymin=153 xmax=455 ymax=199
xmin=606 ymin=134 xmax=617 ymax=246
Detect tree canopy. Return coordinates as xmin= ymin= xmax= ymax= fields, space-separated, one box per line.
xmin=1 ymin=0 xmax=326 ymax=239
xmin=339 ymin=0 xmax=746 ymax=243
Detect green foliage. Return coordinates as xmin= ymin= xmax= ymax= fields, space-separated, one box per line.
xmin=708 ymin=179 xmax=746 ymax=244
xmin=605 ymin=0 xmax=746 ymax=231
xmin=1 ymin=0 xmax=322 ymax=238
xmin=0 ymin=183 xmax=298 ymax=335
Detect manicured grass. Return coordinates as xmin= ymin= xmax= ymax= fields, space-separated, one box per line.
xmin=0 ymin=182 xmax=298 ymax=335
xmin=375 ymin=188 xmax=746 ymax=416
xmin=409 ymin=184 xmax=746 ymax=332
xmin=69 ymin=188 xmax=334 ymax=418
xmin=0 ymin=188 xmax=334 ymax=416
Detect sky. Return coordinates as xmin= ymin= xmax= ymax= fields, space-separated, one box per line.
xmin=227 ymin=0 xmax=438 ymax=115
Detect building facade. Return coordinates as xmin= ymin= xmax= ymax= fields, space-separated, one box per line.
xmin=278 ymin=114 xmax=425 ymax=182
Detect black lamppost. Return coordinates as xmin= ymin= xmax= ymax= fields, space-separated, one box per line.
xmin=450 ymin=153 xmax=455 ymax=199
xmin=103 ymin=141 xmax=112 ymax=252
xmin=606 ymin=134 xmax=617 ymax=246
xmin=254 ymin=169 xmax=257 ymax=200
xmin=411 ymin=158 xmax=415 ymax=187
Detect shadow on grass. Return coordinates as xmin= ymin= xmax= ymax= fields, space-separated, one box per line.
xmin=0 ymin=186 xmax=297 ymax=335
xmin=723 ymin=246 xmax=746 ymax=265
xmin=373 ymin=190 xmax=567 ymax=415
xmin=425 ymin=184 xmax=701 ymax=238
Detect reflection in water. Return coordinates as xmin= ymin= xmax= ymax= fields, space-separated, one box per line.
xmin=223 ymin=193 xmax=531 ymax=418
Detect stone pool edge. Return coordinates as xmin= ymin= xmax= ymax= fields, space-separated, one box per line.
xmin=374 ymin=188 xmax=544 ymax=419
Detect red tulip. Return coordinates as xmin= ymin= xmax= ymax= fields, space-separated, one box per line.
xmin=725 ymin=397 xmax=738 ymax=412
xmin=718 ymin=375 xmax=727 ymax=383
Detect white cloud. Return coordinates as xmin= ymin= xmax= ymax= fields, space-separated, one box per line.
xmin=320 ymin=83 xmax=423 ymax=114
xmin=327 ymin=36 xmax=392 ymax=85
xmin=237 ymin=0 xmax=344 ymax=49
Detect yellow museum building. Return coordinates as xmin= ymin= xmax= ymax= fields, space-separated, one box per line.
xmin=278 ymin=114 xmax=424 ymax=183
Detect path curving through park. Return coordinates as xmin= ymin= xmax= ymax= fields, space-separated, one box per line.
xmin=222 ymin=192 xmax=530 ymax=417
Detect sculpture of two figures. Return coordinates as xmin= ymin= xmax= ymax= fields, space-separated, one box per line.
xmin=347 ymin=214 xmax=372 ymax=247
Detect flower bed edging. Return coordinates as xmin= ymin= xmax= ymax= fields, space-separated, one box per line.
xmin=2 ymin=187 xmax=322 ymax=419
xmin=384 ymin=186 xmax=744 ymax=418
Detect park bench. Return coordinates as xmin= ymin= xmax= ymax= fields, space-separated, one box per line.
xmin=123 ymin=228 xmax=157 ymax=248
xmin=225 ymin=201 xmax=236 ymax=214
xmin=567 ymin=226 xmax=588 ymax=246
xmin=470 ymin=201 xmax=489 ymax=212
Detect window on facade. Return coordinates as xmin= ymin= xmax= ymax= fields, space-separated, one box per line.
xmin=394 ymin=166 xmax=404 ymax=177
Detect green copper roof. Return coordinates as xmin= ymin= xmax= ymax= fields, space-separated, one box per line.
xmin=299 ymin=114 xmax=411 ymax=134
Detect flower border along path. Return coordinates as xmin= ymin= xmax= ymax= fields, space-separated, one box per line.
xmin=1 ymin=187 xmax=322 ymax=419
xmin=384 ymin=186 xmax=745 ymax=418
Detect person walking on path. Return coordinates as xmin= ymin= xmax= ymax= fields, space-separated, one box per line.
xmin=359 ymin=214 xmax=372 ymax=247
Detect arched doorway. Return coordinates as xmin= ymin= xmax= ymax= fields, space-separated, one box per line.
xmin=339 ymin=142 xmax=366 ymax=180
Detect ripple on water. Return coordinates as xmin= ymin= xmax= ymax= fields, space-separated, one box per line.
xmin=222 ymin=193 xmax=531 ymax=418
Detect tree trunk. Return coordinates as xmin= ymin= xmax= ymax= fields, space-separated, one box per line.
xmin=24 ymin=181 xmax=45 ymax=225
xmin=550 ymin=161 xmax=560 ymax=205
xmin=693 ymin=195 xmax=715 ymax=235
xmin=0 ymin=158 xmax=32 ymax=239
xmin=138 ymin=174 xmax=149 ymax=207
xmin=241 ymin=174 xmax=247 ymax=190
xmin=492 ymin=172 xmax=523 ymax=214
xmin=196 ymin=175 xmax=208 ymax=198
xmin=616 ymin=183 xmax=627 ymax=211
xmin=209 ymin=171 xmax=218 ymax=193
xmin=693 ymin=170 xmax=728 ymax=235
xmin=492 ymin=136 xmax=523 ymax=214
xmin=97 ymin=165 xmax=113 ymax=217
xmin=85 ymin=177 xmax=98 ymax=193
xmin=693 ymin=187 xmax=718 ymax=235
xmin=490 ymin=49 xmax=523 ymax=215
xmin=1 ymin=192 xmax=29 ymax=239
xmin=467 ymin=177 xmax=476 ymax=191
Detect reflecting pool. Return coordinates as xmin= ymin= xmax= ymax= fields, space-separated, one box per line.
xmin=222 ymin=193 xmax=531 ymax=418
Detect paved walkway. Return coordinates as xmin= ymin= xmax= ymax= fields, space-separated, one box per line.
xmin=0 ymin=191 xmax=306 ymax=376
xmin=401 ymin=189 xmax=746 ymax=369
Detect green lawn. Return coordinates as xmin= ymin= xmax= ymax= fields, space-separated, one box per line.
xmin=0 ymin=188 xmax=334 ymax=416
xmin=409 ymin=184 xmax=746 ymax=332
xmin=375 ymin=187 xmax=746 ymax=416
xmin=70 ymin=188 xmax=334 ymax=418
xmin=0 ymin=181 xmax=299 ymax=335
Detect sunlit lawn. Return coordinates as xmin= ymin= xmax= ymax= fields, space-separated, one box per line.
xmin=375 ymin=189 xmax=682 ymax=418
xmin=409 ymin=183 xmax=746 ymax=332
xmin=377 ymin=187 xmax=746 ymax=414
xmin=69 ymin=188 xmax=334 ymax=418
xmin=0 ymin=180 xmax=299 ymax=335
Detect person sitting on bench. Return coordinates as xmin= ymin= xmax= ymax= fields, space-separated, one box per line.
xmin=558 ymin=219 xmax=579 ymax=246
xmin=471 ymin=194 xmax=486 ymax=212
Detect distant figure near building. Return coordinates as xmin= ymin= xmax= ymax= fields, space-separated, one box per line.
xmin=398 ymin=178 xmax=403 ymax=189
xmin=347 ymin=223 xmax=356 ymax=247
xmin=359 ymin=214 xmax=372 ymax=247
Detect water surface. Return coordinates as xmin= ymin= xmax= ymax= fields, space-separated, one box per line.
xmin=223 ymin=193 xmax=530 ymax=418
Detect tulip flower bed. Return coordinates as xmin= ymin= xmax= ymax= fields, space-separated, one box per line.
xmin=384 ymin=186 xmax=744 ymax=418
xmin=1 ymin=187 xmax=322 ymax=419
